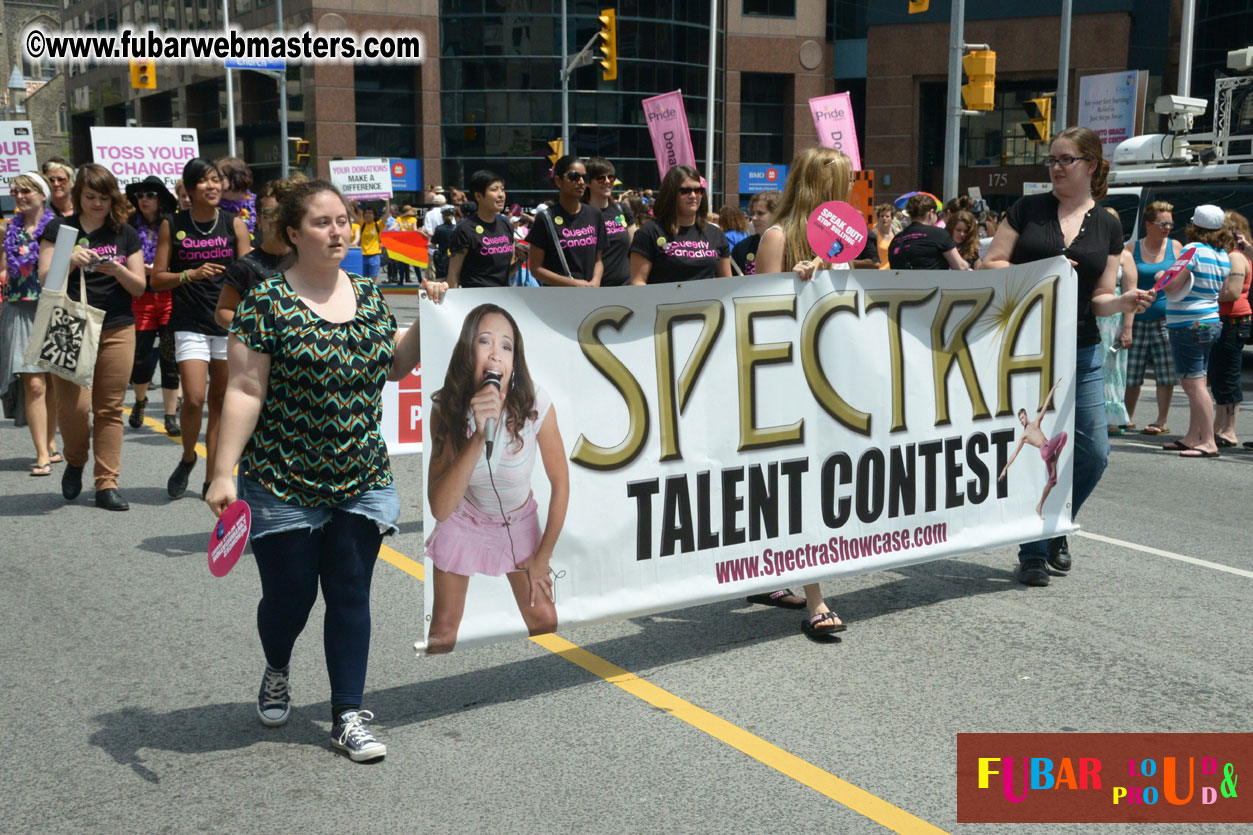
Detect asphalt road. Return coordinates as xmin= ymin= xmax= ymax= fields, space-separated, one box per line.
xmin=2 ymin=308 xmax=1250 ymax=834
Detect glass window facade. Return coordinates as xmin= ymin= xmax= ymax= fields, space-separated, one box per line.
xmin=439 ymin=0 xmax=724 ymax=207
xmin=740 ymin=72 xmax=787 ymax=163
xmin=743 ymin=0 xmax=795 ymax=17
xmin=355 ymin=65 xmax=419 ymax=158
xmin=960 ymin=83 xmax=1056 ymax=168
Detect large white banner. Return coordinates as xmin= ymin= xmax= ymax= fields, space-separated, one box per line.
xmin=418 ymin=259 xmax=1078 ymax=651
xmin=1077 ymin=70 xmax=1148 ymax=157
xmin=0 ymin=121 xmax=38 ymax=190
xmin=89 ymin=126 xmax=199 ymax=190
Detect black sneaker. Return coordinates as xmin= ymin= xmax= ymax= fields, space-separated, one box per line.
xmin=257 ymin=664 xmax=291 ymax=727
xmin=62 ymin=464 xmax=84 ymax=501
xmin=94 ymin=488 xmax=130 ymax=511
xmin=1017 ymin=558 xmax=1051 ymax=587
xmin=167 ymin=457 xmax=196 ymax=499
xmin=128 ymin=398 xmax=147 ymax=428
xmin=1047 ymin=536 xmax=1071 ymax=572
xmin=164 ymin=414 xmax=181 ymax=437
xmin=331 ymin=710 xmax=386 ymax=762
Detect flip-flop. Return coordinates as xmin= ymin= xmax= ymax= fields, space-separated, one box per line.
xmin=801 ymin=610 xmax=847 ymax=641
xmin=746 ymin=589 xmax=807 ymax=610
xmin=30 ymin=463 xmax=52 ymax=477
xmin=1142 ymin=424 xmax=1169 ymax=435
xmin=1216 ymin=438 xmax=1237 ymax=448
xmin=1244 ymin=442 xmax=1253 ymax=450
xmin=47 ymin=452 xmax=63 ymax=464
xmin=1179 ymin=449 xmax=1220 ymax=458
xmin=1161 ymin=440 xmax=1192 ymax=451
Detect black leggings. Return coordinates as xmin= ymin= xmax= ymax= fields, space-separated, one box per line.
xmin=251 ymin=511 xmax=382 ymax=706
xmin=130 ymin=324 xmax=179 ymax=390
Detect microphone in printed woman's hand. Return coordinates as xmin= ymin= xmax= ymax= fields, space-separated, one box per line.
xmin=482 ymin=369 xmax=502 ymax=460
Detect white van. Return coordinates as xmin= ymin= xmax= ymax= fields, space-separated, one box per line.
xmin=1104 ymin=162 xmax=1253 ymax=245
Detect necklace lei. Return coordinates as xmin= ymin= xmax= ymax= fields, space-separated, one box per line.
xmin=220 ymin=192 xmax=256 ymax=235
xmin=4 ymin=208 xmax=56 ymax=276
xmin=135 ymin=215 xmax=159 ymax=265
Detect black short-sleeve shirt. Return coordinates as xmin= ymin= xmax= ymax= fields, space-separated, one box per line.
xmin=42 ymin=215 xmax=142 ymax=331
xmin=526 ymin=203 xmax=606 ymax=282
xmin=630 ymin=220 xmax=730 ymax=283
xmin=598 ymin=201 xmax=635 ymax=286
xmin=731 ymin=233 xmax=762 ymax=276
xmin=887 ymin=222 xmax=956 ymax=271
xmin=168 ymin=209 xmax=240 ymax=336
xmin=449 ymin=215 xmax=515 ymax=288
xmin=223 ymin=248 xmax=288 ymax=299
xmin=1006 ymin=192 xmax=1123 ymax=347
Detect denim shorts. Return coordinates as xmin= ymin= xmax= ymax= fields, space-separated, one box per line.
xmin=238 ymin=476 xmax=400 ymax=541
xmin=1167 ymin=320 xmax=1222 ymax=379
xmin=361 ymin=253 xmax=381 ymax=277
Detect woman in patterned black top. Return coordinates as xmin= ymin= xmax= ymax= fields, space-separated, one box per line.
xmin=206 ymin=180 xmax=437 ymax=763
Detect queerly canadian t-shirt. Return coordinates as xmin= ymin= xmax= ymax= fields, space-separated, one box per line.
xmin=630 ymin=220 xmax=730 ymax=283
xmin=42 ymin=215 xmax=142 ymax=331
xmin=525 ymin=202 xmax=606 ymax=282
xmin=887 ymin=222 xmax=956 ymax=271
xmin=168 ymin=209 xmax=239 ymax=336
xmin=597 ymin=201 xmax=635 ymax=286
xmin=449 ymin=214 xmax=515 ymax=288
xmin=1006 ymin=192 xmax=1123 ymax=348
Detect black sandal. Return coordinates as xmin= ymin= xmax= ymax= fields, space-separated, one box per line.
xmin=801 ymin=610 xmax=847 ymax=641
xmin=746 ymin=589 xmax=807 ymax=610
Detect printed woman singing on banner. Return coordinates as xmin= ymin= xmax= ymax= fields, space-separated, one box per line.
xmin=425 ymin=303 xmax=569 ymax=655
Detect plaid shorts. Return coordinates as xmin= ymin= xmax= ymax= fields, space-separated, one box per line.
xmin=1126 ymin=317 xmax=1178 ymax=387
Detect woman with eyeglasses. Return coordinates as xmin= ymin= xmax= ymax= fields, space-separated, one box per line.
xmin=37 ymin=164 xmax=147 ymax=511
xmin=629 ymin=165 xmax=730 ymax=284
xmin=584 ymin=157 xmax=635 ymax=286
xmin=41 ymin=158 xmax=76 ymax=218
xmin=1124 ymin=201 xmax=1180 ymax=436
xmin=0 ymin=172 xmax=61 ymax=475
xmin=125 ymin=176 xmax=182 ymax=436
xmin=525 ymin=156 xmax=606 ymax=287
xmin=151 ymin=158 xmax=251 ymax=500
xmin=983 ymin=126 xmax=1154 ymax=587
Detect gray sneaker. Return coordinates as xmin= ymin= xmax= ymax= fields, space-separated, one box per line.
xmin=256 ymin=664 xmax=291 ymax=727
xmin=331 ymin=710 xmax=386 ymax=762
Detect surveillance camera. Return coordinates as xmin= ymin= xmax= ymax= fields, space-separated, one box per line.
xmin=1154 ymin=94 xmax=1207 ymax=117
xmin=1228 ymin=47 xmax=1253 ymax=71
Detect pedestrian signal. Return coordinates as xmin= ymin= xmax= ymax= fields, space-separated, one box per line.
xmin=1022 ymin=96 xmax=1053 ymax=142
xmin=130 ymin=59 xmax=155 ymax=90
xmin=547 ymin=139 xmax=563 ymax=165
xmin=960 ymin=50 xmax=996 ymax=111
xmin=908 ymin=0 xmax=929 ymax=12
xmin=291 ymin=137 xmax=310 ymax=170
xmin=598 ymin=8 xmax=618 ymax=81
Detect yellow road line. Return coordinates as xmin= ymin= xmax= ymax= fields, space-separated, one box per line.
xmin=126 ymin=411 xmax=950 ymax=834
xmin=123 ymin=406 xmax=208 ymax=459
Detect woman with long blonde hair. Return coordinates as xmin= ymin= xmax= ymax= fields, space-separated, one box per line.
xmin=747 ymin=146 xmax=851 ymax=641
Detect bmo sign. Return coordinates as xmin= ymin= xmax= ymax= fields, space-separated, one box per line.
xmin=739 ymin=163 xmax=788 ymax=195
xmin=388 ymin=157 xmax=421 ymax=192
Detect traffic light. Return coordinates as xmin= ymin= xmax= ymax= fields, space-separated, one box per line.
xmin=598 ymin=9 xmax=618 ymax=81
xmin=547 ymin=139 xmax=563 ymax=165
xmin=908 ymin=0 xmax=929 ymax=12
xmin=1022 ymin=96 xmax=1053 ymax=142
xmin=960 ymin=50 xmax=996 ymax=111
xmin=291 ymin=137 xmax=310 ymax=170
xmin=129 ymin=59 xmax=155 ymax=90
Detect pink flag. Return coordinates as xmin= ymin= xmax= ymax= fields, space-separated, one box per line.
xmin=643 ymin=90 xmax=698 ymax=181
xmin=809 ymin=93 xmax=862 ymax=170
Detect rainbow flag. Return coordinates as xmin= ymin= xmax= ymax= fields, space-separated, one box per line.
xmin=381 ymin=231 xmax=429 ymax=269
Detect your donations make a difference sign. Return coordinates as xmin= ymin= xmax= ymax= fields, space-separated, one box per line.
xmin=330 ymin=159 xmax=394 ymax=201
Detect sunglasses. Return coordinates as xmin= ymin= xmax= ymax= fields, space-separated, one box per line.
xmin=678 ymin=186 xmax=705 ymax=196
xmin=10 ymin=188 xmax=33 ymax=196
xmin=136 ymin=191 xmax=160 ymax=200
xmin=564 ymin=172 xmax=587 ymax=182
xmin=591 ymin=174 xmax=614 ymax=183
xmin=1154 ymin=220 xmax=1174 ymax=230
xmin=46 ymin=177 xmax=69 ymax=185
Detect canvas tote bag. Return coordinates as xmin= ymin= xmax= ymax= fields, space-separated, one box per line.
xmin=23 ymin=225 xmax=104 ymax=387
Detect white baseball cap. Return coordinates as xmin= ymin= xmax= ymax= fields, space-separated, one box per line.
xmin=1191 ymin=204 xmax=1224 ymax=230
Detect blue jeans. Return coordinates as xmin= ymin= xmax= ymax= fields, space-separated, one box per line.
xmin=1018 ymin=343 xmax=1108 ymax=563
xmin=361 ymin=253 xmax=381 ymax=278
